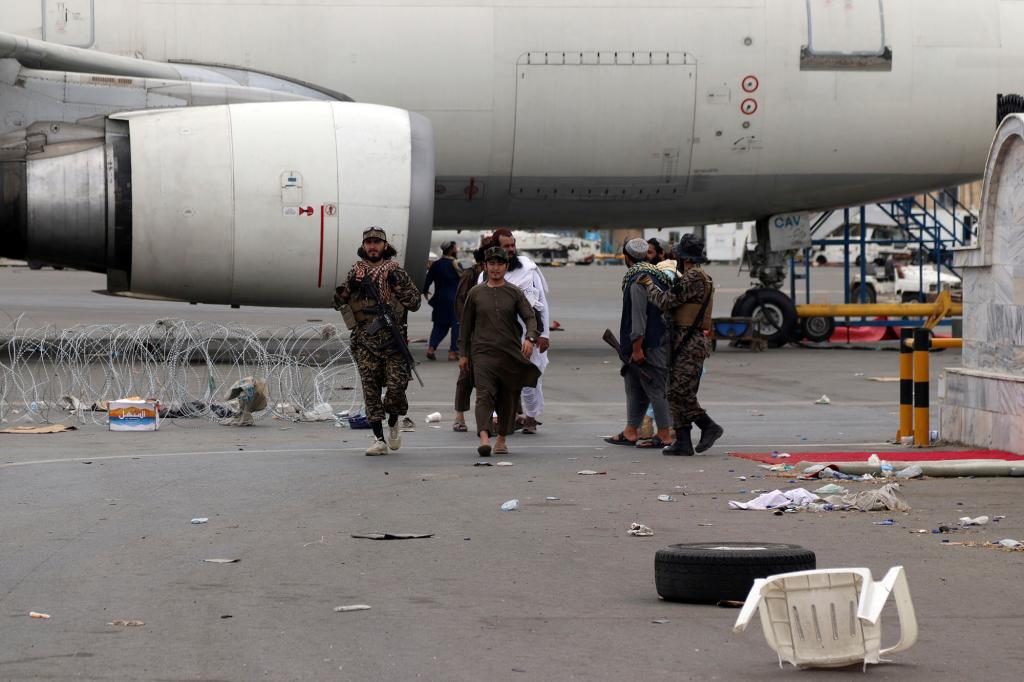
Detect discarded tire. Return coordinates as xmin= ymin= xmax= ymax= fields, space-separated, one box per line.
xmin=655 ymin=542 xmax=816 ymax=603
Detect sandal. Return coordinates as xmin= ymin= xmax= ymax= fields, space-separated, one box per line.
xmin=603 ymin=432 xmax=637 ymax=446
xmin=477 ymin=444 xmax=492 ymax=457
xmin=452 ymin=421 xmax=468 ymax=432
xmin=493 ymin=442 xmax=509 ymax=455
xmin=636 ymin=437 xmax=668 ymax=449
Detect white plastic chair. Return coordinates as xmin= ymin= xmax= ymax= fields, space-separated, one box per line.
xmin=733 ymin=566 xmax=918 ymax=670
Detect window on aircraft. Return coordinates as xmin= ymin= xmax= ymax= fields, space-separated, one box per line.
xmin=801 ymin=0 xmax=892 ymax=71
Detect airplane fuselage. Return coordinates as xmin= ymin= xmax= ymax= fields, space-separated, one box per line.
xmin=5 ymin=0 xmax=1024 ymax=228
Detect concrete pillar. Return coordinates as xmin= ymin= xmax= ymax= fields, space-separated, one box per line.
xmin=940 ymin=115 xmax=1024 ymax=453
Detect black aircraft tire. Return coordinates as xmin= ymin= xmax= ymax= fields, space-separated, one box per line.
xmin=655 ymin=542 xmax=817 ymax=603
xmin=801 ymin=316 xmax=836 ymax=344
xmin=735 ymin=289 xmax=798 ymax=348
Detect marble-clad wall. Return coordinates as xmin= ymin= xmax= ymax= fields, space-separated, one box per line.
xmin=943 ymin=115 xmax=1024 ymax=454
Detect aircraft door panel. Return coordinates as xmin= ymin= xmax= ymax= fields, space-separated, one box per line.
xmin=801 ymin=0 xmax=892 ymax=71
xmin=510 ymin=51 xmax=696 ymax=201
xmin=42 ymin=0 xmax=94 ymax=48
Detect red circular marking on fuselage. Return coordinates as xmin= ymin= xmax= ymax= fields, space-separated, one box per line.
xmin=740 ymin=98 xmax=758 ymax=115
xmin=742 ymin=75 xmax=760 ymax=93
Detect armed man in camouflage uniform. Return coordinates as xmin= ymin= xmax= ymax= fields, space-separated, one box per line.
xmin=642 ymin=235 xmax=725 ymax=456
xmin=334 ymin=227 xmax=422 ymax=455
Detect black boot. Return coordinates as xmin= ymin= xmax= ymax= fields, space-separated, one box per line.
xmin=662 ymin=426 xmax=695 ymax=456
xmin=694 ymin=415 xmax=724 ymax=453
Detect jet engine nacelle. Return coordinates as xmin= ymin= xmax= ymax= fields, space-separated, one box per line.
xmin=3 ymin=101 xmax=434 ymax=307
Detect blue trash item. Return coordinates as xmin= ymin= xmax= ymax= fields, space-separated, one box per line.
xmin=348 ymin=415 xmax=371 ymax=429
xmin=873 ymin=519 xmax=895 ymax=526
xmin=715 ymin=320 xmax=751 ymax=339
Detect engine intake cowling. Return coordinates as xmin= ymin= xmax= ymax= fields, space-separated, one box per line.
xmin=2 ymin=101 xmax=434 ymax=307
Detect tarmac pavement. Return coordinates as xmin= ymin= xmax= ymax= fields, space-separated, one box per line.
xmin=1 ymin=265 xmax=1021 ymax=681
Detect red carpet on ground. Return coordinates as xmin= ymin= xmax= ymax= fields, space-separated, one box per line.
xmin=731 ymin=450 xmax=1024 ymax=464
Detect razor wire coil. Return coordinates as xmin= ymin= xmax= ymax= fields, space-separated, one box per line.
xmin=0 ymin=318 xmax=360 ymax=427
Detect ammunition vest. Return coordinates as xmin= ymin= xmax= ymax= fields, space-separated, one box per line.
xmin=672 ymin=269 xmax=714 ymax=332
xmin=349 ymin=291 xmax=404 ymax=325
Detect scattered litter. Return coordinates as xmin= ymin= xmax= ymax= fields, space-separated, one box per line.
xmin=814 ymin=395 xmax=832 ymax=405
xmin=108 ymin=619 xmax=145 ymax=626
xmin=496 ymin=461 xmax=514 ymax=467
xmin=351 ymin=532 xmax=433 ymax=540
xmin=0 ymin=424 xmax=77 ymax=434
xmin=996 ymin=539 xmax=1023 ymax=549
xmin=474 ymin=462 xmax=493 ymax=467
xmin=428 ymin=425 xmax=441 ymax=429
xmin=628 ymin=522 xmax=654 ymax=537
xmin=823 ymin=483 xmax=911 ymax=512
xmin=577 ymin=470 xmax=607 ymax=475
xmin=190 ymin=518 xmax=209 ymax=525
xmin=424 ymin=412 xmax=442 ymax=423
xmin=736 ymin=476 xmax=747 ymax=481
xmin=747 ymin=410 xmax=765 ymax=417
xmin=895 ymin=464 xmax=924 ymax=480
xmin=873 ymin=519 xmax=895 ymax=526
xmin=697 ymin=523 xmax=714 ymax=527
xmin=629 ymin=472 xmax=647 ymax=476
xmin=29 ymin=612 xmax=50 ymax=619
xmin=729 ymin=488 xmax=819 ymax=511
xmin=959 ymin=516 xmax=990 ymax=526
xmin=717 ymin=600 xmax=744 ymax=609
xmin=203 ymin=558 xmax=240 ymax=564
xmin=545 ymin=496 xmax=560 ymax=501
xmin=771 ymin=452 xmax=792 ymax=459
xmin=652 ymin=619 xmax=671 ymax=624
xmin=500 ymin=499 xmax=520 ymax=511
xmin=333 ymin=605 xmax=372 ymax=612
xmin=814 ymin=483 xmax=847 ymax=495
xmin=869 ymin=376 xmax=901 ymax=382
xmin=854 ymin=372 xmax=865 ymax=377
xmin=657 ymin=495 xmax=676 ymax=502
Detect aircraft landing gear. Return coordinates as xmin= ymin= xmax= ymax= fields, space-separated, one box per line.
xmin=731 ymin=288 xmax=798 ymax=348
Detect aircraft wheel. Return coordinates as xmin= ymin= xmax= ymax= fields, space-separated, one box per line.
xmin=735 ymin=289 xmax=798 ymax=348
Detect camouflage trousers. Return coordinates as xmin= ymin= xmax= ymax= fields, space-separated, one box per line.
xmin=667 ymin=334 xmax=711 ymax=428
xmin=353 ymin=342 xmax=411 ymax=422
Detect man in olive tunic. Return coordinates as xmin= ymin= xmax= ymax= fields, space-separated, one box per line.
xmin=458 ymin=246 xmax=541 ymax=457
xmin=643 ymin=235 xmax=725 ymax=456
xmin=334 ymin=227 xmax=422 ymax=456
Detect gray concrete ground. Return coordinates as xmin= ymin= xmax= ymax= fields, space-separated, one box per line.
xmin=1 ymin=265 xmax=1020 ymax=681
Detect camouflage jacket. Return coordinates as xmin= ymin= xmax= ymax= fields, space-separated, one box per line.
xmin=343 ymin=265 xmax=422 ymax=350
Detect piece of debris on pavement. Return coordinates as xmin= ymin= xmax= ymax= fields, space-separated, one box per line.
xmin=1 ymin=424 xmax=77 ymax=434
xmin=203 ymin=558 xmax=241 ymax=563
xmin=577 ymin=470 xmax=607 ymax=475
xmin=717 ymin=600 xmax=745 ymax=608
xmin=351 ymin=532 xmax=434 ymax=540
xmin=108 ymin=619 xmax=145 ymax=626
xmin=814 ymin=395 xmax=832 ymax=405
xmin=657 ymin=495 xmax=676 ymax=502
xmin=628 ymin=522 xmax=654 ymax=537
xmin=29 ymin=612 xmax=50 ymax=619
xmin=334 ymin=605 xmax=372 ymax=612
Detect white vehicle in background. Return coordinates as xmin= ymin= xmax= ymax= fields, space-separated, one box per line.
xmin=512 ymin=231 xmax=600 ymax=265
xmin=811 ymin=223 xmax=914 ymax=267
xmin=850 ymin=260 xmax=962 ymax=304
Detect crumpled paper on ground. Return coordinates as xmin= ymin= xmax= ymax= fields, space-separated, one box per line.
xmin=823 ymin=482 xmax=911 ymax=512
xmin=729 ymin=488 xmax=819 ymax=510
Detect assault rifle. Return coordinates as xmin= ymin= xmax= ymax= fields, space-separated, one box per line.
xmin=362 ymin=273 xmax=425 ymax=387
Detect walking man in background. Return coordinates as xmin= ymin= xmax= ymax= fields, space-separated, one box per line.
xmin=423 ymin=240 xmax=462 ymax=361
xmin=643 ymin=235 xmax=724 ymax=456
xmin=605 ymin=238 xmax=674 ymax=449
xmin=451 ymin=236 xmax=491 ymax=432
xmin=488 ymin=228 xmax=550 ymax=435
xmin=459 ymin=246 xmax=540 ymax=457
xmin=334 ymin=227 xmax=422 ymax=456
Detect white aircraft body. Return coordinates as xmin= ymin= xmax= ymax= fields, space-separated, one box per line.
xmin=1 ymin=0 xmax=1021 ymax=306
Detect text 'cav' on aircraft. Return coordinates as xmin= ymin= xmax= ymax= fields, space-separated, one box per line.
xmin=2 ymin=0 xmax=1022 ymax=306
